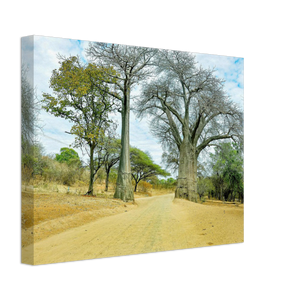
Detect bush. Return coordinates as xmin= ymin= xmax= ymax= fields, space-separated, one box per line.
xmin=138 ymin=181 xmax=152 ymax=193
xmin=151 ymin=177 xmax=177 ymax=190
xmin=22 ymin=165 xmax=33 ymax=184
xmin=41 ymin=157 xmax=83 ymax=186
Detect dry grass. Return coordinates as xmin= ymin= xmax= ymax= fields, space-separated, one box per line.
xmin=200 ymin=198 xmax=244 ymax=208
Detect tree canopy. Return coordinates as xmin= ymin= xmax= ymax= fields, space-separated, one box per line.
xmin=210 ymin=142 xmax=244 ymax=202
xmin=130 ymin=147 xmax=170 ymax=192
xmin=55 ymin=147 xmax=81 ymax=166
xmin=42 ymin=55 xmax=118 ymax=195
xmin=136 ymin=50 xmax=243 ymax=201
xmin=42 ymin=55 xmax=118 ymax=146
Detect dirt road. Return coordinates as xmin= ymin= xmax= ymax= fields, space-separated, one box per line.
xmin=22 ymin=194 xmax=243 ymax=265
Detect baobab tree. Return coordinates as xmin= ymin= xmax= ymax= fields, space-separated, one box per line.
xmin=136 ymin=50 xmax=243 ymax=202
xmin=86 ymin=43 xmax=158 ymax=201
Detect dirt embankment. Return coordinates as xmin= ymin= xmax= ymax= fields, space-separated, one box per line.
xmin=21 ymin=192 xmax=137 ymax=248
xmin=22 ymin=193 xmax=243 ymax=265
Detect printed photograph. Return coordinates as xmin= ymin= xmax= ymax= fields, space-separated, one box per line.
xmin=21 ymin=36 xmax=244 ymax=265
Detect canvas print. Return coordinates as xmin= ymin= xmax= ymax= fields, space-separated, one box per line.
xmin=21 ymin=36 xmax=244 ymax=265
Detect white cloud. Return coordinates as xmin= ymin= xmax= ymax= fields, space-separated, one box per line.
xmin=195 ymin=53 xmax=244 ymax=109
xmin=34 ymin=35 xmax=87 ymax=94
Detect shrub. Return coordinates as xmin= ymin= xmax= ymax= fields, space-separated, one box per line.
xmin=138 ymin=181 xmax=152 ymax=193
xmin=41 ymin=157 xmax=83 ymax=186
xmin=22 ymin=165 xmax=33 ymax=184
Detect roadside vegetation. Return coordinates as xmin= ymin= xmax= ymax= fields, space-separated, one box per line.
xmin=22 ymin=144 xmax=173 ymax=194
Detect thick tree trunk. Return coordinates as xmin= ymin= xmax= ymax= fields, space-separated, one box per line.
xmin=134 ymin=182 xmax=138 ymax=192
xmin=175 ymin=139 xmax=198 ymax=202
xmin=114 ymin=89 xmax=134 ymax=201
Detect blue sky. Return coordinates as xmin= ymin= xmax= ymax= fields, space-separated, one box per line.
xmin=23 ymin=35 xmax=244 ymax=171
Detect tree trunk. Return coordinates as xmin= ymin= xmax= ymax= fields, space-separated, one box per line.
xmin=175 ymin=139 xmax=198 ymax=202
xmin=134 ymin=181 xmax=138 ymax=192
xmin=87 ymin=144 xmax=95 ymax=195
xmin=114 ymin=88 xmax=134 ymax=201
xmin=220 ymin=185 xmax=223 ymax=202
xmin=105 ymin=167 xmax=110 ymax=192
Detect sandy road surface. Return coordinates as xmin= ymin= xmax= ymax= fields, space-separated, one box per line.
xmin=22 ymin=194 xmax=243 ymax=265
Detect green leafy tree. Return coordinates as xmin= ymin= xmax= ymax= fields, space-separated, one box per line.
xmin=42 ymin=55 xmax=118 ymax=195
xmin=130 ymin=147 xmax=170 ymax=192
xmin=210 ymin=142 xmax=244 ymax=202
xmin=165 ymin=177 xmax=177 ymax=189
xmin=55 ymin=147 xmax=81 ymax=166
xmin=197 ymin=177 xmax=214 ymax=201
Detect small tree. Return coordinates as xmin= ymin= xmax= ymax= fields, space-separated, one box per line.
xmin=165 ymin=177 xmax=177 ymax=189
xmin=130 ymin=147 xmax=169 ymax=192
xmin=210 ymin=142 xmax=244 ymax=202
xmin=21 ymin=65 xmax=40 ymax=183
xmin=197 ymin=177 xmax=214 ymax=201
xmin=42 ymin=56 xmax=118 ymax=195
xmin=55 ymin=147 xmax=81 ymax=166
xmin=95 ymin=137 xmax=122 ymax=192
